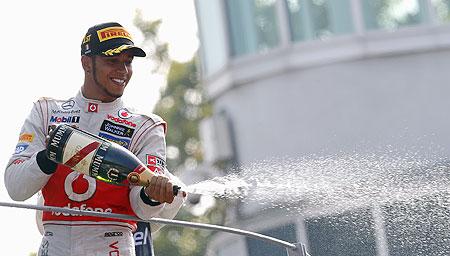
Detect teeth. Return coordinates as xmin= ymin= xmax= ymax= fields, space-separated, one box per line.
xmin=112 ymin=78 xmax=125 ymax=85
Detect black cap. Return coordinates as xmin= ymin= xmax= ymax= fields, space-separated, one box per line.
xmin=81 ymin=22 xmax=146 ymax=57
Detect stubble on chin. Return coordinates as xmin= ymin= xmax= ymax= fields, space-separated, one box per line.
xmin=99 ymin=82 xmax=125 ymax=100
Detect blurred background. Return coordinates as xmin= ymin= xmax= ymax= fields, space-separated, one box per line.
xmin=188 ymin=0 xmax=450 ymax=255
xmin=3 ymin=0 xmax=450 ymax=255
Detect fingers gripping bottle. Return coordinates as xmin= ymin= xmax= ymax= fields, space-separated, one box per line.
xmin=46 ymin=124 xmax=184 ymax=196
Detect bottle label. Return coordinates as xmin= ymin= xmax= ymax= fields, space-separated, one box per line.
xmin=60 ymin=128 xmax=110 ymax=176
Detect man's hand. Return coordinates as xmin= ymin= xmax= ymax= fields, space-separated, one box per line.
xmin=144 ymin=175 xmax=175 ymax=204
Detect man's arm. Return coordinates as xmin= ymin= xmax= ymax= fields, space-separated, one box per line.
xmin=4 ymin=100 xmax=55 ymax=201
xmin=129 ymin=123 xmax=185 ymax=232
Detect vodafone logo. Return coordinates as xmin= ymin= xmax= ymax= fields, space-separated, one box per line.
xmin=88 ymin=103 xmax=98 ymax=112
xmin=118 ymin=108 xmax=132 ymax=119
xmin=64 ymin=171 xmax=96 ymax=202
xmin=109 ymin=241 xmax=120 ymax=255
xmin=107 ymin=114 xmax=136 ymax=127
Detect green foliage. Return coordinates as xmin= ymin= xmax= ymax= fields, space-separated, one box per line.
xmin=153 ymin=201 xmax=226 ymax=256
xmin=154 ymin=60 xmax=212 ymax=171
xmin=134 ymin=10 xmax=170 ymax=73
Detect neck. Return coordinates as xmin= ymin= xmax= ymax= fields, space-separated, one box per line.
xmin=81 ymin=84 xmax=100 ymax=101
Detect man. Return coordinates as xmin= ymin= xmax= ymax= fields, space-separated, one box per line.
xmin=4 ymin=22 xmax=185 ymax=255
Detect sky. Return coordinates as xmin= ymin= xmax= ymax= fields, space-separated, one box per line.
xmin=0 ymin=0 xmax=198 ymax=254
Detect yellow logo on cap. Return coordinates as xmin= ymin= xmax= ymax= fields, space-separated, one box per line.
xmin=82 ymin=34 xmax=91 ymax=44
xmin=97 ymin=27 xmax=132 ymax=42
xmin=102 ymin=45 xmax=133 ymax=56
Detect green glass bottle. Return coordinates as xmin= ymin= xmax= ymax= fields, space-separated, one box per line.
xmin=46 ymin=124 xmax=183 ymax=196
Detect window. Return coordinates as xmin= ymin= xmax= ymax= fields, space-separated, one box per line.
xmin=196 ymin=0 xmax=229 ymax=76
xmin=226 ymin=0 xmax=280 ymax=56
xmin=306 ymin=208 xmax=377 ymax=256
xmin=286 ymin=0 xmax=354 ymax=42
xmin=382 ymin=194 xmax=450 ymax=256
xmin=361 ymin=0 xmax=430 ymax=30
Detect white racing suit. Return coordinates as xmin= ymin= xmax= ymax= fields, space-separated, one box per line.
xmin=5 ymin=91 xmax=185 ymax=255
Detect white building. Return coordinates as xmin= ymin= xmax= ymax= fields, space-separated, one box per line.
xmin=194 ymin=1 xmax=450 ymax=255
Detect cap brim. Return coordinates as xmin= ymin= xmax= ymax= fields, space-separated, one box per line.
xmin=126 ymin=46 xmax=147 ymax=57
xmin=101 ymin=44 xmax=146 ymax=57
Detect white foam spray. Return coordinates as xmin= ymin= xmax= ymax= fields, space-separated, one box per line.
xmin=186 ymin=148 xmax=450 ymax=209
xmin=183 ymin=147 xmax=450 ymax=254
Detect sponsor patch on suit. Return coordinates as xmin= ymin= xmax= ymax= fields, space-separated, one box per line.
xmin=100 ymin=120 xmax=134 ymax=138
xmin=98 ymin=132 xmax=131 ymax=149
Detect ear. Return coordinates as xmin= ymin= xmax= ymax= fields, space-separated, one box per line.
xmin=81 ymin=55 xmax=92 ymax=73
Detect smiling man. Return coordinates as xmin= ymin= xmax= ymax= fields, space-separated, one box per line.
xmin=81 ymin=23 xmax=146 ymax=102
xmin=4 ymin=22 xmax=185 ymax=256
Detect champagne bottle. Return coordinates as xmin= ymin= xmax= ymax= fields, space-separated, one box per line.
xmin=46 ymin=124 xmax=184 ymax=196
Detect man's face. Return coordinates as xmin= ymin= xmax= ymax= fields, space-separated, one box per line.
xmin=91 ymin=52 xmax=134 ymax=102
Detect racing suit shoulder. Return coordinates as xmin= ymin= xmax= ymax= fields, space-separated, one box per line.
xmin=37 ymin=96 xmax=55 ymax=101
xmin=125 ymin=107 xmax=165 ymax=124
xmin=37 ymin=96 xmax=76 ymax=106
xmin=34 ymin=97 xmax=54 ymax=113
xmin=35 ymin=96 xmax=79 ymax=115
xmin=123 ymin=106 xmax=167 ymax=134
xmin=36 ymin=96 xmax=69 ymax=104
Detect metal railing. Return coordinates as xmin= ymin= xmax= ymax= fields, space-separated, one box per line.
xmin=0 ymin=201 xmax=310 ymax=256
